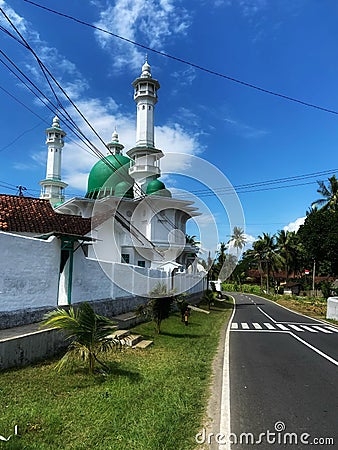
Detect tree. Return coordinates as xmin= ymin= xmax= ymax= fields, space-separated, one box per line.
xmin=244 ymin=239 xmax=266 ymax=290
xmin=298 ymin=208 xmax=338 ymax=276
xmin=276 ymin=230 xmax=302 ymax=278
xmin=42 ymin=302 xmax=118 ymax=374
xmin=229 ymin=226 xmax=246 ymax=260
xmin=185 ymin=234 xmax=200 ymax=248
xmin=255 ymin=233 xmax=283 ymax=293
xmin=136 ymin=283 xmax=175 ymax=334
xmin=202 ymin=289 xmax=215 ymax=310
xmin=311 ymin=175 xmax=338 ymax=212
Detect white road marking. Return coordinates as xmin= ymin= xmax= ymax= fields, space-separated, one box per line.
xmin=288 ymin=324 xmax=304 ymax=332
xmin=257 ymin=306 xmax=277 ymax=323
xmin=263 ymin=323 xmax=275 ymax=330
xmin=231 ymin=323 xmax=238 ymax=329
xmin=276 ymin=324 xmax=289 ymax=331
xmin=312 ymin=326 xmax=332 ymax=334
xmin=325 ymin=326 xmax=338 ymax=333
xmin=232 ymin=330 xmax=287 ymax=333
xmin=219 ymin=295 xmax=234 ymax=450
xmin=300 ymin=325 xmax=318 ymax=333
xmin=241 ymin=323 xmax=250 ymax=329
xmin=253 ymin=323 xmax=262 ymax=329
xmin=289 ymin=332 xmax=338 ymax=367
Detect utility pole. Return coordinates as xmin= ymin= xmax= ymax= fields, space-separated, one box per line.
xmin=312 ymin=259 xmax=316 ymax=296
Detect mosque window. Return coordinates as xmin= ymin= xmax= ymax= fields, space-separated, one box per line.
xmin=121 ymin=254 xmax=130 ymax=264
xmin=142 ymin=105 xmax=145 ymax=110
xmin=138 ymin=260 xmax=145 ymax=268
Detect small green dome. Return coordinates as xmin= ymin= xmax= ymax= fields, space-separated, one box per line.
xmin=146 ymin=179 xmax=172 ymax=197
xmin=114 ymin=181 xmax=134 ymax=199
xmin=86 ymin=154 xmax=131 ymax=199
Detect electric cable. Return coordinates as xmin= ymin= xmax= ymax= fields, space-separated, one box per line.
xmin=23 ymin=0 xmax=338 ymax=116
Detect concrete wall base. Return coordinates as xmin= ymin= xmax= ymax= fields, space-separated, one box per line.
xmin=0 ymin=328 xmax=67 ymax=371
xmin=327 ymin=296 xmax=338 ymax=321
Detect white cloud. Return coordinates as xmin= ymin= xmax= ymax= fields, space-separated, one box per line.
xmin=54 ymin=99 xmax=202 ymax=193
xmin=283 ymin=217 xmax=306 ymax=233
xmin=0 ymin=0 xmax=28 ymax=34
xmin=93 ymin=0 xmax=191 ymax=71
xmin=1 ymin=1 xmax=87 ymax=100
xmin=224 ymin=116 xmax=268 ymax=139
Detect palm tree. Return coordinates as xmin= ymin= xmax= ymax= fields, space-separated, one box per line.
xmin=185 ymin=234 xmax=200 ymax=248
xmin=229 ymin=226 xmax=246 ymax=260
xmin=256 ymin=233 xmax=284 ymax=293
xmin=136 ymin=283 xmax=175 ymax=334
xmin=276 ymin=230 xmax=292 ymax=277
xmin=42 ymin=302 xmax=118 ymax=374
xmin=311 ymin=175 xmax=338 ymax=211
xmin=245 ymin=239 xmax=265 ymax=290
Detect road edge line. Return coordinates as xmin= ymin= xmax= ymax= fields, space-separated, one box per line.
xmin=219 ymin=294 xmax=236 ymax=450
xmin=249 ymin=293 xmax=336 ymax=326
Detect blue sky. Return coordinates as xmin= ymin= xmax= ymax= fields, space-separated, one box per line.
xmin=1 ymin=0 xmax=338 ymax=256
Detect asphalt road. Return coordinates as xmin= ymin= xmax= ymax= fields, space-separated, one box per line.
xmin=229 ymin=293 xmax=338 ymax=450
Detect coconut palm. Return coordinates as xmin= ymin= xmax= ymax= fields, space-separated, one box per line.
xmin=136 ymin=283 xmax=175 ymax=334
xmin=42 ymin=302 xmax=118 ymax=374
xmin=256 ymin=233 xmax=284 ymax=293
xmin=185 ymin=234 xmax=200 ymax=248
xmin=311 ymin=175 xmax=338 ymax=211
xmin=245 ymin=239 xmax=265 ymax=290
xmin=229 ymin=226 xmax=246 ymax=260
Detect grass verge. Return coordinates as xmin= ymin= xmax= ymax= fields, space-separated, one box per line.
xmin=0 ymin=298 xmax=232 ymax=450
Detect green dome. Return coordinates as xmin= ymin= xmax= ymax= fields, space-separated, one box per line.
xmin=146 ymin=179 xmax=172 ymax=197
xmin=114 ymin=181 xmax=134 ymax=199
xmin=86 ymin=154 xmax=131 ymax=199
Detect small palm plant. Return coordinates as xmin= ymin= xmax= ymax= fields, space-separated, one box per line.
xmin=42 ymin=302 xmax=119 ymax=374
xmin=136 ymin=283 xmax=175 ymax=334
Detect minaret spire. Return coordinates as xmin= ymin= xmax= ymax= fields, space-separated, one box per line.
xmin=127 ymin=61 xmax=164 ymax=196
xmin=39 ymin=116 xmax=68 ymax=207
xmin=106 ymin=129 xmax=124 ymax=155
xmin=133 ymin=59 xmax=160 ymax=147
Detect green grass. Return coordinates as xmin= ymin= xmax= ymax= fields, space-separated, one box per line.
xmin=0 ymin=299 xmax=232 ymax=450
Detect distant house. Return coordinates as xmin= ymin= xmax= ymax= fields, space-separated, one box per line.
xmin=283 ymin=282 xmax=303 ymax=296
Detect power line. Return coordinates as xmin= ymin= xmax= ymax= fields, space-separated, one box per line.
xmin=174 ymin=169 xmax=337 ymax=198
xmin=0 ymin=9 xmax=183 ymax=235
xmin=0 ymin=9 xmax=180 ymax=245
xmin=23 ymin=0 xmax=338 ymax=117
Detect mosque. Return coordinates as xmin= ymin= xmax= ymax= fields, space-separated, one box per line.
xmin=39 ymin=60 xmax=200 ymax=272
xmin=0 ymin=61 xmax=205 ymax=327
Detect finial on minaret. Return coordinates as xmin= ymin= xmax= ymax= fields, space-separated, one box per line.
xmin=141 ymin=56 xmax=151 ymax=78
xmin=107 ymin=128 xmax=124 ymax=155
xmin=52 ymin=115 xmax=60 ymax=128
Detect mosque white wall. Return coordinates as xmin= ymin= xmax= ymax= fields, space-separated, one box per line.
xmin=0 ymin=232 xmax=60 ymax=312
xmin=59 ymin=248 xmax=204 ymax=307
xmin=0 ymin=231 xmax=205 ymax=327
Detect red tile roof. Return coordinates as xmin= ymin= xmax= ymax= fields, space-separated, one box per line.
xmin=0 ymin=194 xmax=91 ymax=235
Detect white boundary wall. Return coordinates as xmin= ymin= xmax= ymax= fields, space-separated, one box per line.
xmin=0 ymin=232 xmax=60 ymax=312
xmin=1 ymin=232 xmax=205 ymax=318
